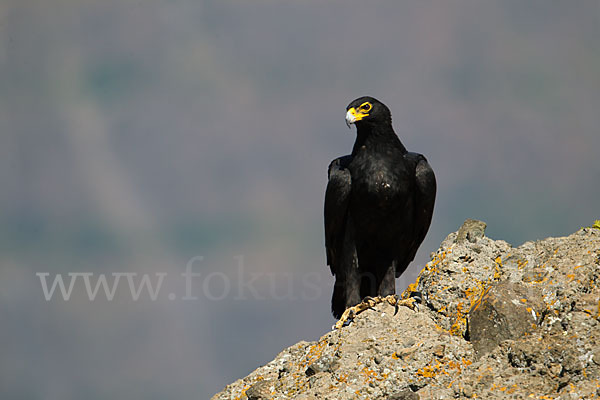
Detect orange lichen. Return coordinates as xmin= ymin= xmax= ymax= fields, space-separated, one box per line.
xmin=301 ymin=340 xmax=327 ymax=368
xmin=360 ymin=366 xmax=388 ymax=384
xmin=335 ymin=372 xmax=348 ymax=383
xmin=416 ymin=360 xmax=448 ymax=378
xmin=402 ymin=250 xmax=452 ymax=299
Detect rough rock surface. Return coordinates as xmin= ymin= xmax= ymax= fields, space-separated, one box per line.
xmin=212 ymin=221 xmax=600 ymax=400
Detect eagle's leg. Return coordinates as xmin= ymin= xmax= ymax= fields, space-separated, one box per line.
xmin=377 ymin=265 xmax=396 ymax=297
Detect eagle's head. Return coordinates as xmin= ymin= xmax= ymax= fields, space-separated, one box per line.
xmin=345 ymin=96 xmax=392 ymax=128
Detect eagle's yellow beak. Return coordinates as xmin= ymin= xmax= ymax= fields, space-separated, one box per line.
xmin=345 ymin=107 xmax=369 ymax=128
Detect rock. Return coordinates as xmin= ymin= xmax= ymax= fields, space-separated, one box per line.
xmin=507 ymin=340 xmax=537 ymax=368
xmin=294 ymin=395 xmax=318 ymax=400
xmin=305 ymin=354 xmax=337 ymax=376
xmin=211 ymin=222 xmax=600 ymax=400
xmin=431 ymin=344 xmax=445 ymax=358
xmin=520 ymin=267 xmax=547 ymax=283
xmin=468 ymin=280 xmax=543 ymax=357
xmin=461 ymin=384 xmax=473 ymax=398
xmin=593 ymin=347 xmax=600 ymax=366
xmin=456 ymin=219 xmax=487 ymax=243
xmin=388 ymin=388 xmax=419 ymax=399
xmin=245 ymin=380 xmax=273 ymax=400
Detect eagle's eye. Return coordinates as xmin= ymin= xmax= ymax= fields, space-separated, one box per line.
xmin=359 ymin=102 xmax=372 ymax=112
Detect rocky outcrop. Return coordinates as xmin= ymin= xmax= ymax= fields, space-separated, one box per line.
xmin=212 ymin=220 xmax=600 ymax=399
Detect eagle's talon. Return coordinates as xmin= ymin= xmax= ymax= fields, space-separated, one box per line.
xmin=410 ymin=290 xmax=423 ymax=304
xmin=398 ymin=297 xmax=417 ymax=311
xmin=362 ymin=296 xmax=380 ymax=310
xmin=384 ymin=294 xmax=400 ymax=305
xmin=361 ymin=295 xmax=376 ymax=303
xmin=389 ymin=295 xmax=401 ymax=315
xmin=335 ymin=308 xmax=357 ymax=329
xmin=342 ymin=313 xmax=354 ymax=327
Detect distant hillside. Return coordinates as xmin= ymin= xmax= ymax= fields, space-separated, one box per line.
xmin=212 ymin=220 xmax=600 ymax=399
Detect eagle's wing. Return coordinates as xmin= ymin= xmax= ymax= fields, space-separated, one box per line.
xmin=395 ymin=152 xmax=436 ymax=277
xmin=324 ymin=155 xmax=353 ymax=275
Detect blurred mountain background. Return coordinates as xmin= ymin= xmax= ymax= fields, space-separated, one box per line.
xmin=1 ymin=1 xmax=599 ymax=399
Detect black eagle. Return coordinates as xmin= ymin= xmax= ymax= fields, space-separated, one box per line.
xmin=325 ymin=96 xmax=436 ymax=318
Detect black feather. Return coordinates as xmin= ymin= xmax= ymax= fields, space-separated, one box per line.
xmin=324 ymin=97 xmax=436 ymax=318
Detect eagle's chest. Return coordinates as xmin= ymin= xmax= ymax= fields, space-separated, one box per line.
xmin=356 ymin=169 xmax=396 ymax=200
xmin=350 ymin=148 xmax=408 ymax=207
